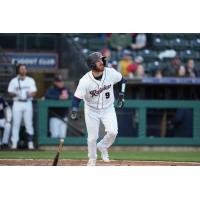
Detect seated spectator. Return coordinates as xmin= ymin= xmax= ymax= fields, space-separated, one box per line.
xmin=118 ymin=51 xmax=133 ymax=77
xmin=0 ymin=97 xmax=12 ymax=150
xmin=127 ymin=56 xmax=144 ymax=78
xmin=176 ymin=66 xmax=186 ymax=77
xmin=109 ymin=33 xmax=132 ymax=51
xmin=131 ymin=33 xmax=147 ymax=50
xmin=154 ymin=69 xmax=163 ymax=78
xmin=185 ymin=59 xmax=198 ymax=78
xmin=162 ymin=56 xmax=184 ymax=77
xmin=45 ymin=74 xmax=71 ymax=138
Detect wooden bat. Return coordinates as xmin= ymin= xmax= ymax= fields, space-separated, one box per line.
xmin=52 ymin=138 xmax=64 ymax=166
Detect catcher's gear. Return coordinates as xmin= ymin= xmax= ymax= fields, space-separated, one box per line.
xmin=86 ymin=52 xmax=106 ymax=69
xmin=70 ymin=108 xmax=78 ymax=120
xmin=116 ymin=92 xmax=125 ymax=109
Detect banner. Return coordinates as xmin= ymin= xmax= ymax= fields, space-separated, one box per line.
xmin=5 ymin=52 xmax=58 ymax=69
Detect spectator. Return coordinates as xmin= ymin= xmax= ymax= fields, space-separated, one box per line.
xmin=154 ymin=69 xmax=163 ymax=78
xmin=127 ymin=56 xmax=144 ymax=78
xmin=185 ymin=59 xmax=198 ymax=78
xmin=176 ymin=66 xmax=186 ymax=77
xmin=102 ymin=48 xmax=112 ymax=67
xmin=0 ymin=97 xmax=12 ymax=150
xmin=118 ymin=51 xmax=133 ymax=77
xmin=131 ymin=33 xmax=147 ymax=50
xmin=45 ymin=74 xmax=70 ymax=138
xmin=8 ymin=64 xmax=37 ymax=149
xmin=162 ymin=56 xmax=184 ymax=77
xmin=110 ymin=33 xmax=132 ymax=51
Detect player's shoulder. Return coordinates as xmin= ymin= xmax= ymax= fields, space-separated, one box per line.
xmin=105 ymin=67 xmax=121 ymax=75
xmin=79 ymin=72 xmax=91 ymax=83
xmin=9 ymin=76 xmax=17 ymax=84
xmin=26 ymin=76 xmax=35 ymax=82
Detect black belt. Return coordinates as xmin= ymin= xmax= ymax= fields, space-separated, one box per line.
xmin=17 ymin=100 xmax=28 ymax=102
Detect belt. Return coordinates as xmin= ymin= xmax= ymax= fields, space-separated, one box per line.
xmin=17 ymin=100 xmax=28 ymax=102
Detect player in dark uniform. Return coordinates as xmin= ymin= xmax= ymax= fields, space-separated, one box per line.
xmin=0 ymin=97 xmax=12 ymax=149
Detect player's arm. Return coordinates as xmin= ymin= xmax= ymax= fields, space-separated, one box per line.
xmin=70 ymin=79 xmax=85 ymax=120
xmin=70 ymin=96 xmax=82 ymax=120
xmin=2 ymin=100 xmax=12 ymax=123
xmin=116 ymin=77 xmax=127 ymax=108
xmin=27 ymin=79 xmax=37 ymax=98
xmin=111 ymin=68 xmax=127 ymax=109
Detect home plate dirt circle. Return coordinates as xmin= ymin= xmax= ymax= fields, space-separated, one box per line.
xmin=0 ymin=159 xmax=200 ymax=166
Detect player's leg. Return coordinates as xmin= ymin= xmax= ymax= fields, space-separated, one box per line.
xmin=59 ymin=118 xmax=67 ymax=138
xmin=23 ymin=102 xmax=34 ymax=149
xmin=97 ymin=106 xmax=118 ymax=162
xmin=2 ymin=120 xmax=11 ymax=146
xmin=85 ymin=109 xmax=100 ymax=165
xmin=49 ymin=117 xmax=60 ymax=138
xmin=0 ymin=119 xmax=5 ymax=145
xmin=11 ymin=102 xmax=23 ymax=149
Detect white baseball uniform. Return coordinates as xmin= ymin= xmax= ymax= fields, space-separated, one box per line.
xmin=0 ymin=98 xmax=12 ymax=145
xmin=74 ymin=67 xmax=122 ymax=159
xmin=8 ymin=76 xmax=37 ymax=147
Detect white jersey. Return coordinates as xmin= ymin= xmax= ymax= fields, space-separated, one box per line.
xmin=74 ymin=67 xmax=122 ymax=110
xmin=8 ymin=76 xmax=37 ymax=101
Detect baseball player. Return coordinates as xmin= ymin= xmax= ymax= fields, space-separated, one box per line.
xmin=0 ymin=97 xmax=12 ymax=149
xmin=8 ymin=64 xmax=37 ymax=149
xmin=70 ymin=52 xmax=126 ymax=166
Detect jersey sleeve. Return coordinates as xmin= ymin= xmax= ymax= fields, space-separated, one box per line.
xmin=74 ymin=79 xmax=86 ymax=99
xmin=8 ymin=79 xmax=16 ymax=93
xmin=110 ymin=68 xmax=122 ymax=84
xmin=30 ymin=79 xmax=37 ymax=93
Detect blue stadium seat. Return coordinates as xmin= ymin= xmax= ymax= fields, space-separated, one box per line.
xmin=190 ymin=38 xmax=200 ymax=50
xmin=137 ymin=49 xmax=158 ymax=62
xmin=169 ymin=38 xmax=190 ymax=50
xmin=179 ymin=50 xmax=200 ymax=60
xmin=153 ymin=37 xmax=169 ymax=50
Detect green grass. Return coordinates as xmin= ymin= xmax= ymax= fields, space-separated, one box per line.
xmin=0 ymin=150 xmax=200 ymax=162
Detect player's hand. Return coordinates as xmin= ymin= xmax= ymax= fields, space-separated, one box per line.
xmin=70 ymin=108 xmax=78 ymax=120
xmin=116 ymin=92 xmax=125 ymax=109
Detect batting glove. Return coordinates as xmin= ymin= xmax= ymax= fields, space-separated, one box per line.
xmin=117 ymin=92 xmax=125 ymax=109
xmin=70 ymin=107 xmax=78 ymax=120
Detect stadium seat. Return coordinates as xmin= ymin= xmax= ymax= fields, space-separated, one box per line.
xmin=190 ymin=38 xmax=200 ymax=50
xmin=169 ymin=38 xmax=190 ymax=50
xmin=88 ymin=38 xmax=106 ymax=51
xmin=137 ymin=49 xmax=158 ymax=62
xmin=153 ymin=37 xmax=169 ymax=50
xmin=179 ymin=50 xmax=200 ymax=60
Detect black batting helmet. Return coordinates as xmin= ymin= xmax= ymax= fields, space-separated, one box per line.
xmin=86 ymin=52 xmax=106 ymax=69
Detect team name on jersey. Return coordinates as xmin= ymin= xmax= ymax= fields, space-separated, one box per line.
xmin=90 ymin=84 xmax=111 ymax=97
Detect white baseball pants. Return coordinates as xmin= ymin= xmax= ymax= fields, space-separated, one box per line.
xmin=11 ymin=101 xmax=34 ymax=146
xmin=49 ymin=117 xmax=67 ymax=138
xmin=84 ymin=106 xmax=118 ymax=160
xmin=0 ymin=119 xmax=11 ymax=144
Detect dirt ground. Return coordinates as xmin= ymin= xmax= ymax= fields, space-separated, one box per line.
xmin=0 ymin=159 xmax=200 ymax=166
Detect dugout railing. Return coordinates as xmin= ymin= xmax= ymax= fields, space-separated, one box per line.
xmin=37 ymin=100 xmax=200 ymax=146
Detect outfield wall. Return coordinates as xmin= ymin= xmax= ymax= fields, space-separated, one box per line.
xmin=37 ymin=100 xmax=200 ymax=146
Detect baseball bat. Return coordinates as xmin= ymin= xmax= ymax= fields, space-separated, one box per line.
xmin=52 ymin=138 xmax=64 ymax=166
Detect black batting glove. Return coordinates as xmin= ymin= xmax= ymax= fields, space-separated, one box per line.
xmin=70 ymin=108 xmax=79 ymax=120
xmin=116 ymin=92 xmax=125 ymax=109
